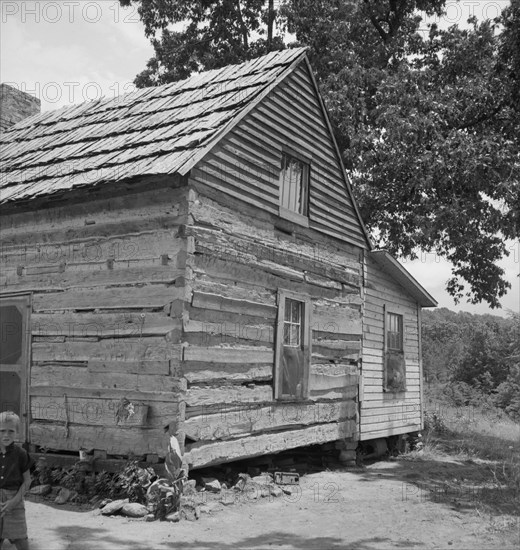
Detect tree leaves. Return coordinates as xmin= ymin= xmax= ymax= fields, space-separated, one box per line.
xmin=123 ymin=0 xmax=519 ymax=307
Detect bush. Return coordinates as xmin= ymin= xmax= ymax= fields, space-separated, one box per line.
xmin=34 ymin=460 xmax=158 ymax=503
xmin=423 ymin=410 xmax=448 ymax=434
xmin=494 ymin=379 xmax=520 ymax=420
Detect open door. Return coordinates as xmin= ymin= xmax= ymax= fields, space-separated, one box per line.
xmin=0 ymin=293 xmax=31 ymax=442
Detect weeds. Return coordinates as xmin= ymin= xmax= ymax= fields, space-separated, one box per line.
xmin=34 ymin=460 xmax=158 ymax=503
xmin=415 ymin=386 xmax=520 ymax=518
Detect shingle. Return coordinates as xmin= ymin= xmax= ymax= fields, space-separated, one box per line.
xmin=0 ymin=48 xmax=307 ymax=205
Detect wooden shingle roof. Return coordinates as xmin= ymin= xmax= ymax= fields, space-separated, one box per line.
xmin=0 ymin=48 xmax=307 ymax=205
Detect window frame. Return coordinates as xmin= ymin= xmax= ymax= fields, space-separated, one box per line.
xmin=386 ymin=312 xmax=404 ymax=352
xmin=278 ymin=149 xmax=311 ymax=227
xmin=383 ymin=306 xmax=406 ymax=393
xmin=274 ymin=289 xmax=311 ymax=400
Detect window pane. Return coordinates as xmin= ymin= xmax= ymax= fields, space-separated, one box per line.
xmin=387 ymin=313 xmax=403 ymax=351
xmin=283 ymin=323 xmax=290 ymax=345
xmin=385 ymin=351 xmax=406 ymax=392
xmin=282 ymin=346 xmax=304 ymax=397
xmin=290 ymin=159 xmax=302 ymax=212
xmin=291 ymin=300 xmax=301 ymax=323
xmin=280 ymin=154 xmax=308 ymax=215
xmin=0 ymin=306 xmax=23 ymax=364
xmin=284 ymin=301 xmax=292 ymax=322
xmin=290 ymin=325 xmax=300 ymax=347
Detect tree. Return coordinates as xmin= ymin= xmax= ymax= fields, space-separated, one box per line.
xmin=119 ymin=0 xmax=282 ymax=86
xmin=122 ymin=0 xmax=519 ymax=308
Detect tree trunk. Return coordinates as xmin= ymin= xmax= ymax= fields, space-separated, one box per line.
xmin=268 ymin=0 xmax=274 ymax=49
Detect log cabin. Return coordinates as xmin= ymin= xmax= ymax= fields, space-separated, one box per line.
xmin=0 ymin=48 xmax=437 ymax=468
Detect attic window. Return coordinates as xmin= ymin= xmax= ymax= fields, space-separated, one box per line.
xmin=279 ymin=153 xmax=309 ymax=225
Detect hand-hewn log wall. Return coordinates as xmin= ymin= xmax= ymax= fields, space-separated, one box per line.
xmin=0 ymin=180 xmax=187 ymax=457
xmin=177 ymin=63 xmax=371 ymax=467
xmin=181 ymin=184 xmax=362 ymax=468
xmin=360 ymin=254 xmax=422 ymax=439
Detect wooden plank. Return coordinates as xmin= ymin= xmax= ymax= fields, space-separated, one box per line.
xmin=311 ymin=349 xmax=360 ymax=363
xmin=87 ymin=360 xmax=171 ymax=375
xmin=184 ymin=420 xmax=357 ymax=468
xmin=29 ymin=423 xmax=170 ymax=457
xmin=30 ymin=396 xmax=179 ymax=428
xmin=191 ymin=291 xmax=276 ymax=319
xmin=363 ymin=390 xmax=421 ymax=401
xmin=184 ymin=311 xmax=274 ymax=345
xmin=191 ymin=255 xmax=345 ymax=303
xmin=362 ymin=371 xmax=421 ymax=382
xmin=184 ymin=401 xmax=356 ymax=441
xmin=32 ymin=312 xmax=179 ymax=338
xmin=1 ymin=230 xmax=185 ymax=269
xmin=194 ymin=238 xmax=306 ymax=282
xmin=33 ymin=285 xmax=184 ymax=311
xmin=360 ymin=419 xmax=420 ymax=433
xmin=2 ymin=264 xmax=184 ymax=293
xmin=361 ymin=410 xmax=421 ymax=425
xmin=363 ymin=383 xmax=420 ymax=394
xmin=361 ymin=398 xmax=419 ymax=409
xmin=0 ymin=184 xmax=187 ymax=242
xmin=364 ymin=289 xmax=418 ymax=311
xmin=185 ymin=385 xmax=272 ymax=407
xmin=360 ymin=423 xmax=421 ymax=440
xmin=312 ymin=301 xmax=362 ymax=335
xmin=30 ymin=364 xmax=183 ymax=392
xmin=190 ymin=278 xmax=276 ymax=307
xmin=312 ymin=339 xmax=361 ymax=353
xmin=184 ymin=364 xmax=272 ymax=384
xmin=187 ymin=225 xmax=360 ymax=285
xmin=309 ymin=372 xmax=359 ymax=392
xmin=29 ymin=385 xmax=183 ymax=402
xmin=309 ymin=385 xmax=358 ymax=401
xmin=188 ymin=187 xmax=360 ymax=270
xmin=32 ymin=338 xmax=182 ymax=363
xmin=183 ymin=346 xmax=273 ymax=364
xmin=183 ymin=331 xmax=273 ymax=348
xmin=361 ymin=404 xmax=421 ymax=416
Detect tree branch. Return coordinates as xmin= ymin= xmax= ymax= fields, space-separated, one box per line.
xmin=267 ymin=0 xmax=274 ymax=49
xmin=456 ymin=101 xmax=505 ymax=130
xmin=235 ymin=1 xmax=249 ymax=50
xmin=364 ymin=0 xmax=388 ymax=41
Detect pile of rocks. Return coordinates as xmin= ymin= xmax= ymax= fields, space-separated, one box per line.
xmin=29 ymin=470 xmax=300 ymax=523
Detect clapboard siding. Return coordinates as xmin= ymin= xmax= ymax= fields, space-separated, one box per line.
xmin=0 ymin=181 xmax=188 ymax=457
xmin=193 ymin=62 xmax=368 ymax=248
xmin=361 ymin=253 xmax=423 ymax=439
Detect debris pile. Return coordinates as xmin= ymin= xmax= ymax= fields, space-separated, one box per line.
xmin=28 ymin=441 xmax=359 ymax=522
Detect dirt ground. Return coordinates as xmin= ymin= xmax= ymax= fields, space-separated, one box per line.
xmin=7 ymin=456 xmax=519 ymax=550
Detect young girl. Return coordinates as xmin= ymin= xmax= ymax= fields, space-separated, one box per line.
xmin=0 ymin=412 xmax=33 ymax=550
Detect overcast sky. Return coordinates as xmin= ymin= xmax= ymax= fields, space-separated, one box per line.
xmin=1 ymin=0 xmax=517 ymax=318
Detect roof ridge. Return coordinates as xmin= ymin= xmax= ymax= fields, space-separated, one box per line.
xmin=2 ymin=48 xmax=308 ymax=133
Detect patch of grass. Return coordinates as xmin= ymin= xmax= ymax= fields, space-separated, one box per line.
xmin=419 ymin=389 xmax=520 ymax=517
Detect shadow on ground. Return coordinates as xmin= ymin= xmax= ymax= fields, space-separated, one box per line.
xmin=356 ymin=430 xmax=519 ymax=517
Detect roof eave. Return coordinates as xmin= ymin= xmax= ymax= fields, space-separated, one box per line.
xmin=302 ymin=56 xmax=373 ymax=251
xmin=371 ymin=249 xmax=438 ymax=307
xmin=176 ymin=48 xmax=309 ymax=177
